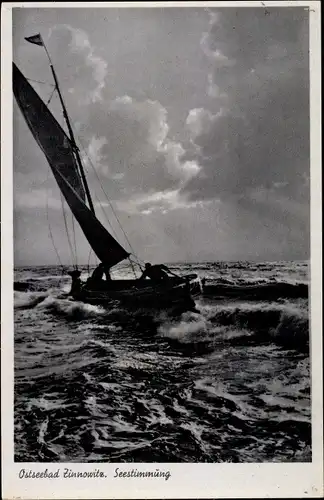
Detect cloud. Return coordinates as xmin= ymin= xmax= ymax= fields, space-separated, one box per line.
xmin=186 ymin=107 xmax=225 ymax=140
xmin=77 ymin=95 xmax=201 ymax=211
xmin=115 ymin=188 xmax=213 ymax=215
xmin=49 ymin=24 xmax=107 ymax=102
xmin=181 ymin=8 xmax=309 ymax=208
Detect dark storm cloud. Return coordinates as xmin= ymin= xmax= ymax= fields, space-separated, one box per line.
xmin=182 ymin=8 xmax=309 ymax=204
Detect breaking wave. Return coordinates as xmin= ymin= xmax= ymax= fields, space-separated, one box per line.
xmin=36 ymin=296 xmax=107 ymax=320
xmin=158 ymin=301 xmax=309 ymax=352
xmin=14 ymin=291 xmax=49 ymax=309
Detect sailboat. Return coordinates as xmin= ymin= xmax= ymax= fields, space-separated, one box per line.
xmin=13 ymin=35 xmax=202 ymax=313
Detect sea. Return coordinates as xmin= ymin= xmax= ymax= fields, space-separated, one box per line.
xmin=14 ymin=261 xmax=311 ymax=463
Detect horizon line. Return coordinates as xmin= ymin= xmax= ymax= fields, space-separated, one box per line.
xmin=14 ymin=258 xmax=310 ymax=268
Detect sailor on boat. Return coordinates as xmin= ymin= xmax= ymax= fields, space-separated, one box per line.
xmin=86 ymin=263 xmax=111 ymax=289
xmin=139 ymin=263 xmax=178 ymax=283
xmin=67 ymin=270 xmax=82 ymax=295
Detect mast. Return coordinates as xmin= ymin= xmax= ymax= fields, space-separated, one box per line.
xmin=26 ymin=33 xmax=95 ymax=214
xmin=49 ymin=65 xmax=95 ymax=214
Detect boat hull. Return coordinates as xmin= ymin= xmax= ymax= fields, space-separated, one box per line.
xmin=72 ymin=275 xmax=202 ymax=312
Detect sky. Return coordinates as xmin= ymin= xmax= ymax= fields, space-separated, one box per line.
xmin=13 ymin=5 xmax=310 ymax=266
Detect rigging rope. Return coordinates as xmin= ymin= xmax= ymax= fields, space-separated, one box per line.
xmin=27 ymin=77 xmax=57 ymax=114
xmin=127 ymin=256 xmax=137 ymax=278
xmin=129 ymin=254 xmax=145 ymax=272
xmin=71 ymin=213 xmax=78 ymax=268
xmin=87 ymin=247 xmax=98 ymax=274
xmin=26 ymin=77 xmax=55 ymax=87
xmin=76 ymin=136 xmax=138 ymax=259
xmin=46 ymin=199 xmax=65 ymax=271
xmin=45 ymin=172 xmax=65 ymax=272
xmin=75 ymin=136 xmax=141 ymax=279
xmin=59 ymin=191 xmax=77 ymax=270
xmin=87 ymin=248 xmax=92 ymax=275
xmin=46 ymin=86 xmax=57 ymax=106
xmin=92 ymin=191 xmax=121 ymax=243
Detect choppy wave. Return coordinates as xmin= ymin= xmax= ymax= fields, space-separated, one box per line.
xmin=14 ymin=261 xmax=311 ymax=463
xmin=37 ymin=296 xmax=107 ymax=320
xmin=203 ymin=281 xmax=308 ymax=299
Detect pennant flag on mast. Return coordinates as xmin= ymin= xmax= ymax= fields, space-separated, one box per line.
xmin=25 ymin=34 xmax=43 ymax=46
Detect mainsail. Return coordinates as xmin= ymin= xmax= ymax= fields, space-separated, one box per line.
xmin=13 ymin=62 xmax=130 ymax=268
xmin=13 ymin=63 xmax=86 ymax=201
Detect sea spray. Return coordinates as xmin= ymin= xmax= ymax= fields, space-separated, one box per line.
xmin=14 ymin=291 xmax=48 ymax=309
xmin=158 ymin=311 xmax=210 ymax=342
xmin=36 ymin=295 xmax=106 ymax=320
